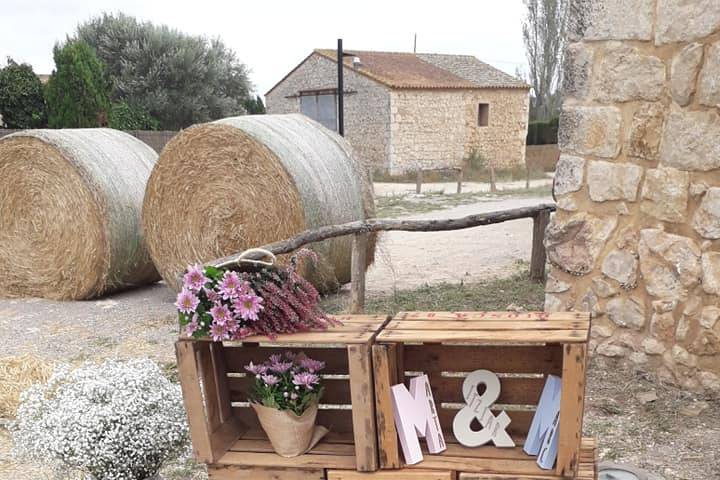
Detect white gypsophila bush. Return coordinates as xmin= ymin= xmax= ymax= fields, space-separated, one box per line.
xmin=11 ymin=358 xmax=189 ymax=480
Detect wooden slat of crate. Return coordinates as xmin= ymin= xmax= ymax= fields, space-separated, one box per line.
xmin=223 ymin=346 xmax=351 ymax=374
xmin=396 ymin=312 xmax=588 ymax=321
xmin=408 ymin=374 xmax=545 ymax=406
xmin=348 ymin=343 xmax=380 ymax=471
xmin=556 ymin=344 xmax=587 ymax=478
xmin=217 ymin=449 xmax=356 ymax=469
xmin=436 ymin=409 xmax=534 ymax=441
xmin=328 ymin=470 xmax=455 ymax=479
xmin=403 ymin=345 xmax=563 ymax=376
xmin=208 ymin=465 xmax=324 ymax=479
xmin=229 ymin=376 xmax=352 ymax=404
xmin=216 ymin=314 xmax=389 ymax=345
xmin=379 ymin=312 xmax=590 ymax=344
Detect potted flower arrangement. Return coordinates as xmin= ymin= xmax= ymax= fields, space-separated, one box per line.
xmin=175 ymin=249 xmax=335 ymax=340
xmin=245 ymin=351 xmax=327 ymax=457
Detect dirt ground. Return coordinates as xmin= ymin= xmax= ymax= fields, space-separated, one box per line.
xmin=1 ymin=186 xmax=718 ymax=479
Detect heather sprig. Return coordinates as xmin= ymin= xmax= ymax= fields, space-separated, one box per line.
xmin=245 ymin=351 xmax=325 ymax=416
xmin=177 ymin=249 xmax=334 ymax=340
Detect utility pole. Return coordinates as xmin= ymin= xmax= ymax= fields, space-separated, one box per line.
xmin=413 ymin=33 xmax=417 ymax=53
xmin=337 ymin=38 xmax=344 ymax=136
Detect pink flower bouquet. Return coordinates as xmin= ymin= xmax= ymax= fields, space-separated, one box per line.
xmin=175 ymin=250 xmax=334 ymax=341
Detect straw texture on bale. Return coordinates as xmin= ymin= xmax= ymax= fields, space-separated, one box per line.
xmin=143 ymin=114 xmax=376 ymax=292
xmin=0 ymin=129 xmax=160 ymax=300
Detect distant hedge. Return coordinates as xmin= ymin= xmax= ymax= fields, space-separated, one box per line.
xmin=526 ymin=117 xmax=558 ymax=145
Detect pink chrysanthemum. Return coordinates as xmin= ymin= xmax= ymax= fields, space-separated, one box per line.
xmin=205 ymin=288 xmax=220 ymax=303
xmin=293 ymin=372 xmax=320 ymax=390
xmin=209 ymin=322 xmax=228 ymax=342
xmin=185 ymin=314 xmax=200 ymax=337
xmin=210 ymin=304 xmax=232 ymax=326
xmin=245 ymin=361 xmax=268 ymax=375
xmin=219 ymin=271 xmax=243 ymax=300
xmin=234 ymin=293 xmax=264 ymax=321
xmin=261 ymin=374 xmax=280 ymax=386
xmin=175 ymin=288 xmax=199 ymax=314
xmin=270 ymin=361 xmax=293 ymax=373
xmin=300 ymin=358 xmax=325 ymax=373
xmin=183 ymin=264 xmax=209 ymax=292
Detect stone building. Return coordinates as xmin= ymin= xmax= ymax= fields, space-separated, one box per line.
xmin=547 ymin=0 xmax=720 ymax=392
xmin=265 ymin=49 xmax=530 ymax=175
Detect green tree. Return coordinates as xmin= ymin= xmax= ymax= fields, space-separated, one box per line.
xmin=243 ymin=95 xmax=265 ymax=115
xmin=77 ymin=13 xmax=252 ymax=129
xmin=45 ymin=40 xmax=110 ymax=128
xmin=0 ymin=58 xmax=48 ymax=128
xmin=108 ymin=101 xmax=159 ymax=130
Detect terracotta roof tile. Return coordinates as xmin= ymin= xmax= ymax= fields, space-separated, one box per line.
xmin=314 ymin=49 xmax=528 ymax=90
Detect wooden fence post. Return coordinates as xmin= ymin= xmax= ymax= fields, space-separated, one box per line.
xmin=490 ymin=166 xmax=497 ymax=192
xmin=456 ymin=168 xmax=463 ymax=194
xmin=416 ymin=168 xmax=423 ymax=194
xmin=530 ymin=209 xmax=551 ymax=281
xmin=350 ymin=233 xmax=367 ymax=313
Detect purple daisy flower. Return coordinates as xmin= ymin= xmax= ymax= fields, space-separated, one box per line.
xmin=175 ymin=288 xmax=199 ymax=314
xmin=209 ymin=322 xmax=228 ymax=342
xmin=219 ymin=271 xmax=243 ymax=300
xmin=270 ymin=361 xmax=293 ymax=374
xmin=205 ymin=288 xmax=221 ymax=303
xmin=261 ymin=374 xmax=280 ymax=386
xmin=183 ymin=264 xmax=209 ymax=292
xmin=234 ymin=293 xmax=264 ymax=321
xmin=300 ymin=358 xmax=325 ymax=373
xmin=210 ymin=304 xmax=232 ymax=326
xmin=269 ymin=354 xmax=282 ymax=364
xmin=293 ymin=372 xmax=320 ymax=390
xmin=245 ymin=361 xmax=268 ymax=375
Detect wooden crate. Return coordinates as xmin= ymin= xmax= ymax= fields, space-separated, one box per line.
xmin=175 ymin=314 xmax=389 ymax=477
xmin=373 ymin=311 xmax=592 ymax=479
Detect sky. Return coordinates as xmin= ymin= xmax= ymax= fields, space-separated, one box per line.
xmin=0 ymin=0 xmax=529 ymax=97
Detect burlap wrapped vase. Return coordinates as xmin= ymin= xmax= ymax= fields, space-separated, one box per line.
xmin=251 ymin=402 xmax=328 ymax=457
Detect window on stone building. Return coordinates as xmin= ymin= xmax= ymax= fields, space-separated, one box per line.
xmin=478 ymin=103 xmax=490 ymax=127
xmin=300 ymin=91 xmax=337 ymax=131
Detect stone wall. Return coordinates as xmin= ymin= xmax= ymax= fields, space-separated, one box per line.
xmin=388 ymin=88 xmax=529 ymax=174
xmin=546 ymin=0 xmax=720 ymax=393
xmin=265 ymin=54 xmax=391 ymax=172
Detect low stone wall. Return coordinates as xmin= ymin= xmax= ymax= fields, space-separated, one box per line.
xmin=546 ymin=0 xmax=720 ymax=393
xmin=526 ymin=144 xmax=559 ymax=171
xmin=0 ymin=129 xmax=176 ymax=153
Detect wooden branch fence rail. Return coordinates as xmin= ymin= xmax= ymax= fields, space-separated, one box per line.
xmin=211 ymin=203 xmax=555 ymax=314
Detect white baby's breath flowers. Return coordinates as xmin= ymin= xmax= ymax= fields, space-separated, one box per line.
xmin=11 ymin=358 xmax=189 ymax=480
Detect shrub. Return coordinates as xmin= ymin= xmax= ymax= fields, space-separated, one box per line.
xmin=12 ymin=358 xmax=188 ymax=480
xmin=526 ymin=116 xmax=559 ymax=145
xmin=45 ymin=40 xmax=110 ymax=128
xmin=0 ymin=58 xmax=48 ymax=128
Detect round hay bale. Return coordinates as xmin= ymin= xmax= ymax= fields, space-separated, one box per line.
xmin=143 ymin=114 xmax=376 ymax=292
xmin=0 ymin=129 xmax=160 ymax=300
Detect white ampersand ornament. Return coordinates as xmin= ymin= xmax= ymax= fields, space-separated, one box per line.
xmin=452 ymin=369 xmax=516 ymax=448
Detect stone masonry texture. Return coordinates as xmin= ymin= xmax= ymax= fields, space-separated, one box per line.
xmin=266 ymin=53 xmax=529 ymax=175
xmin=547 ymin=0 xmax=720 ymax=393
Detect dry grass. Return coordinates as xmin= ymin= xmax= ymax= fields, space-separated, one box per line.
xmin=0 ymin=355 xmax=53 ymax=418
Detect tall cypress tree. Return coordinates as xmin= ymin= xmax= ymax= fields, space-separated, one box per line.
xmin=45 ymin=40 xmax=110 ymax=128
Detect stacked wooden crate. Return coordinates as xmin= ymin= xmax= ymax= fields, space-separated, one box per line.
xmin=176 ymin=311 xmax=598 ymax=479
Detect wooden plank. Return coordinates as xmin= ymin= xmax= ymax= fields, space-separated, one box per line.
xmin=208 ymin=465 xmax=324 ymax=480
xmin=395 ymin=312 xmax=588 ymax=321
xmin=240 ymin=429 xmax=355 ymax=444
xmin=175 ymin=341 xmax=213 ymax=462
xmin=373 ymin=344 xmax=401 ymax=469
xmin=556 ymin=344 xmax=587 ymax=477
xmin=229 ymin=376 xmax=352 ymax=404
xmin=411 ymin=375 xmax=545 ymax=406
xmin=385 ymin=320 xmax=589 ymax=331
xmin=406 ymin=454 xmax=550 ymax=476
xmin=403 ymin=345 xmax=564 ymax=376
xmin=218 ymin=450 xmax=356 ymax=469
xmin=457 ymin=167 xmax=464 ymax=194
xmin=229 ymin=438 xmax=356 ymax=455
xmin=416 ymin=168 xmax=423 ymax=193
xmin=329 ymin=470 xmax=455 ymax=480
xmin=233 ymin=329 xmax=377 ymax=344
xmin=530 ymin=209 xmax=551 ymax=281
xmin=224 ymin=347 xmax=350 ymax=375
xmin=458 ymin=473 xmax=560 ymax=480
xmin=198 ymin=343 xmax=223 ymax=433
xmin=378 ymin=329 xmax=588 ymax=344
xmin=211 ymin=342 xmax=234 ymax=423
xmin=348 ymin=344 xmax=379 ymax=472
xmin=350 ymin=233 xmax=368 ymax=314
